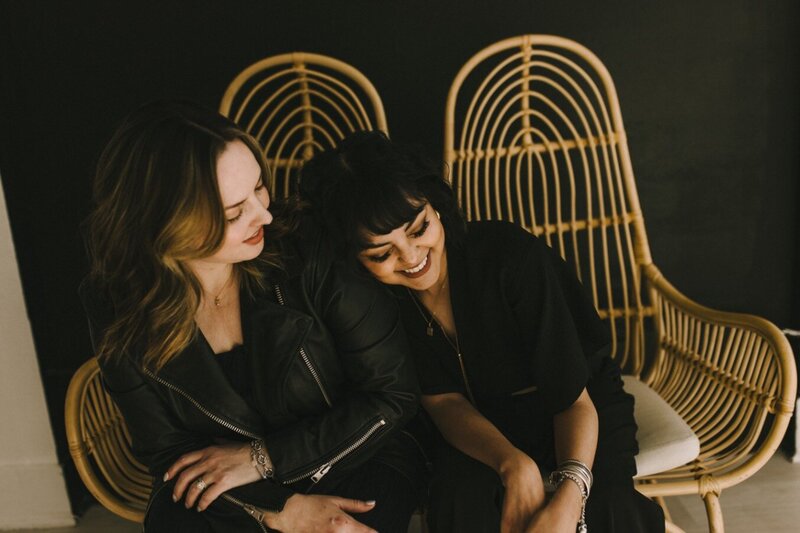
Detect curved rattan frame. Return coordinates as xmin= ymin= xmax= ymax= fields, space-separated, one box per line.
xmin=444 ymin=34 xmax=796 ymax=533
xmin=220 ymin=52 xmax=388 ymax=198
xmin=65 ymin=357 xmax=149 ymax=522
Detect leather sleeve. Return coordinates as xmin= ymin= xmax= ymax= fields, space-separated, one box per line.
xmin=79 ymin=283 xmax=295 ymax=513
xmin=263 ymin=255 xmax=421 ymax=483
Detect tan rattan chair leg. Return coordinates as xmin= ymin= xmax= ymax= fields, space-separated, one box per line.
xmin=702 ymin=491 xmax=725 ymax=533
xmin=654 ymin=495 xmax=671 ymax=522
xmin=665 ymin=519 xmax=687 ymax=533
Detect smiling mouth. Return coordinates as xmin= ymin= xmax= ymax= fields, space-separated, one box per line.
xmin=243 ymin=226 xmax=264 ymax=244
xmin=404 ymin=254 xmax=428 ymax=274
xmin=400 ymin=252 xmax=431 ymax=278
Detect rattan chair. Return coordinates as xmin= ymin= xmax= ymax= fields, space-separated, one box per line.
xmin=65 ymin=357 xmax=149 ymax=522
xmin=444 ymin=34 xmax=796 ymax=533
xmin=220 ymin=52 xmax=388 ymax=198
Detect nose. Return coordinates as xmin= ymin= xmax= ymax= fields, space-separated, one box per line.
xmin=261 ymin=207 xmax=273 ymax=226
xmin=396 ymin=240 xmax=421 ymax=266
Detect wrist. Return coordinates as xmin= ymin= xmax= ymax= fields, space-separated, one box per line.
xmin=497 ymin=449 xmax=536 ymax=482
xmin=549 ymin=478 xmax=583 ymax=520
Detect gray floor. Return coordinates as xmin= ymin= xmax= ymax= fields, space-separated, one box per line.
xmin=7 ymin=453 xmax=800 ymax=533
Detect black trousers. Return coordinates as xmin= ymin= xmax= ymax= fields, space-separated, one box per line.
xmin=145 ymin=457 xmax=424 ymax=533
xmin=426 ymin=356 xmax=665 ymax=533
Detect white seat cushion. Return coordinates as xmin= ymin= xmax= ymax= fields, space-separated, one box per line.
xmin=622 ymin=375 xmax=700 ymax=478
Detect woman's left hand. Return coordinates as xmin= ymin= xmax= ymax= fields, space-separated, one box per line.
xmin=165 ymin=440 xmax=261 ymax=511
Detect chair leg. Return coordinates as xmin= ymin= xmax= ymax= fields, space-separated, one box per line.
xmin=655 ymin=495 xmax=672 ymax=523
xmin=665 ymin=519 xmax=687 ymax=533
xmin=702 ymin=491 xmax=724 ymax=533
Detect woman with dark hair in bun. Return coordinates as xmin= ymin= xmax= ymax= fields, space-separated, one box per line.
xmin=82 ymin=102 xmax=426 ymax=533
xmin=299 ymin=131 xmax=665 ymax=533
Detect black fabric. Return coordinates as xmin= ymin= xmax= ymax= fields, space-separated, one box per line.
xmin=398 ymin=221 xmax=663 ymax=532
xmin=80 ymin=223 xmax=424 ymax=531
xmin=398 ymin=221 xmax=604 ymax=414
xmin=215 ymin=344 xmax=251 ymax=402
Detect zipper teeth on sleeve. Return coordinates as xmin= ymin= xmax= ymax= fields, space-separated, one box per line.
xmin=221 ymin=494 xmax=270 ymax=533
xmin=273 ymin=284 xmax=333 ymax=407
xmin=143 ymin=368 xmax=261 ymax=440
xmin=282 ymin=418 xmax=387 ymax=484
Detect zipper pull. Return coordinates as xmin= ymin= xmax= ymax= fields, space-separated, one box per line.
xmin=311 ymin=462 xmax=332 ymax=483
xmin=242 ymin=503 xmax=265 ymax=523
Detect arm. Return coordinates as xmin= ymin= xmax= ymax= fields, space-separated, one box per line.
xmin=526 ymin=388 xmax=597 ymax=532
xmin=261 ymin=258 xmax=420 ymax=484
xmin=422 ymin=393 xmax=545 ymax=533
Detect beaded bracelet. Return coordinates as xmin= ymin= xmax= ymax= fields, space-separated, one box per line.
xmin=249 ymin=439 xmax=274 ymax=479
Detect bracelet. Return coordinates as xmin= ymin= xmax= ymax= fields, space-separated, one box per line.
xmin=548 ymin=459 xmax=592 ymax=533
xmin=250 ymin=439 xmax=274 ymax=479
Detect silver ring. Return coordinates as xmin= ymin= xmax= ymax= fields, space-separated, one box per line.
xmin=195 ymin=478 xmax=207 ymax=491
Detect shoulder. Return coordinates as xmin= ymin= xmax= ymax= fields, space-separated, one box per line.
xmin=463 ymin=220 xmax=551 ymax=267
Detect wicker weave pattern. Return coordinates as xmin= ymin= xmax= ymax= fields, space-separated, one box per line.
xmin=66 ymin=357 xmax=149 ymax=522
xmin=445 ymin=35 xmax=650 ymax=374
xmin=220 ymin=52 xmax=388 ymax=198
xmin=444 ymin=34 xmax=796 ymax=533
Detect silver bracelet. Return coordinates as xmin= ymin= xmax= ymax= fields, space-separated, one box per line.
xmin=249 ymin=439 xmax=274 ymax=479
xmin=549 ymin=459 xmax=592 ymax=533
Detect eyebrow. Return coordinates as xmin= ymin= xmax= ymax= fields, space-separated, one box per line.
xmin=363 ymin=210 xmax=426 ymax=249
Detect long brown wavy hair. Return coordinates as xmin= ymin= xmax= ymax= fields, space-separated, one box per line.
xmin=86 ymin=100 xmax=283 ymax=371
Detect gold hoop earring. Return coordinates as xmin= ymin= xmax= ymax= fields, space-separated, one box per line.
xmin=435 ymin=210 xmax=441 ymax=220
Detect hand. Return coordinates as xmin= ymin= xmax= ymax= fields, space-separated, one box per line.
xmin=498 ymin=450 xmax=546 ymax=533
xmin=165 ymin=440 xmax=260 ymax=511
xmin=265 ymin=494 xmax=378 ymax=533
xmin=525 ymin=477 xmax=583 ymax=533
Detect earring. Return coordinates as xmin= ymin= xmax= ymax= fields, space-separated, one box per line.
xmin=435 ymin=210 xmax=441 ymax=220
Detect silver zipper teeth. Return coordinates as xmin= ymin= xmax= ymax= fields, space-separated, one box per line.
xmin=273 ymin=284 xmax=333 ymax=407
xmin=143 ymin=369 xmax=261 ymax=440
xmin=283 ymin=418 xmax=387 ymax=484
xmin=222 ymin=494 xmax=269 ymax=533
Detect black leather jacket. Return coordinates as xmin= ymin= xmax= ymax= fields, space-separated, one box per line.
xmin=81 ymin=230 xmax=420 ymax=528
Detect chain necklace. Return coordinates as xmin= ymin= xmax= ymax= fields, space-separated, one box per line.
xmin=208 ymin=269 xmax=236 ymax=308
xmin=407 ymin=280 xmax=476 ymax=405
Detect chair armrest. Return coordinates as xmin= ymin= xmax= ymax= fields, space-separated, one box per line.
xmin=638 ymin=263 xmax=796 ymax=493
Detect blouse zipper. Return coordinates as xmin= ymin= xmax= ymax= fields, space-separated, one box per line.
xmin=273 ymin=284 xmax=333 ymax=407
xmin=282 ymin=418 xmax=387 ymax=485
xmin=143 ymin=368 xmax=261 ymax=440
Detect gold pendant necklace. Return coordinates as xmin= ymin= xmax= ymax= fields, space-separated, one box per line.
xmin=210 ymin=270 xmax=236 ymax=308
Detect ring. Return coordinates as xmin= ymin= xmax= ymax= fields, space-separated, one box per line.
xmin=194 ymin=478 xmax=207 ymax=491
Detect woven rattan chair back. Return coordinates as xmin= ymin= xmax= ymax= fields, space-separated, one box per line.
xmin=445 ymin=35 xmax=796 ymax=533
xmin=220 ymin=52 xmax=388 ymax=199
xmin=445 ymin=35 xmax=652 ymax=375
xmin=65 ymin=357 xmax=149 ymax=522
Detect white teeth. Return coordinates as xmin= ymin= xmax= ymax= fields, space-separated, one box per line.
xmin=403 ymin=254 xmax=428 ymax=274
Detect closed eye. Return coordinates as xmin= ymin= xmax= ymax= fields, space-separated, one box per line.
xmin=410 ymin=219 xmax=429 ymax=238
xmin=367 ymin=251 xmax=391 ymax=263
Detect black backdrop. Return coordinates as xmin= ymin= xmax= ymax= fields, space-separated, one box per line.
xmin=0 ymin=0 xmax=798 ymax=513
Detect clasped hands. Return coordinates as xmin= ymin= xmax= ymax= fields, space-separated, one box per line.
xmin=499 ymin=450 xmax=582 ymax=533
xmin=163 ymin=440 xmax=377 ymax=532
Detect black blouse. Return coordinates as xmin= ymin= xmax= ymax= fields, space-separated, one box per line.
xmin=396 ymin=221 xmax=610 ymax=416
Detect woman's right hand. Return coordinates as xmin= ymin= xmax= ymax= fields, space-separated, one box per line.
xmin=264 ymin=494 xmax=378 ymax=533
xmin=498 ymin=450 xmax=546 ymax=533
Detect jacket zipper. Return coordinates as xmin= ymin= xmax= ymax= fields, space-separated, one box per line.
xmin=142 ymin=371 xmax=275 ymax=530
xmin=273 ymin=284 xmax=333 ymax=407
xmin=283 ymin=418 xmax=387 ymax=485
xmin=222 ymin=494 xmax=270 ymax=532
xmin=143 ymin=368 xmax=261 ymax=440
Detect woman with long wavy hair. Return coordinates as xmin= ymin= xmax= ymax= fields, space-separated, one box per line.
xmin=81 ymin=101 xmax=426 ymax=533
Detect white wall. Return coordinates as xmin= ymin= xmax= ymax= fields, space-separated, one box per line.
xmin=0 ymin=172 xmax=74 ymax=529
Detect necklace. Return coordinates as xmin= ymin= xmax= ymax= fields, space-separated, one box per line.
xmin=407 ymin=281 xmax=477 ymax=405
xmin=209 ymin=270 xmax=236 ymax=308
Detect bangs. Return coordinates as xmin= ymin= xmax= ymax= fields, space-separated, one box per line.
xmin=347 ymin=178 xmax=428 ymax=250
